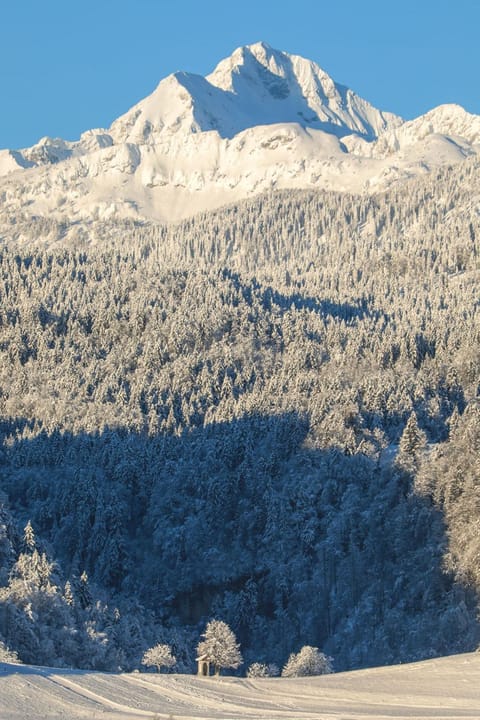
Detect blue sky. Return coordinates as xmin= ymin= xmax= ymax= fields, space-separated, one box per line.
xmin=1 ymin=0 xmax=478 ymax=149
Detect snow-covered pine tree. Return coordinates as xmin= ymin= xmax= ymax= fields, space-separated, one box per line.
xmin=22 ymin=521 xmax=36 ymax=553
xmin=397 ymin=411 xmax=427 ymax=471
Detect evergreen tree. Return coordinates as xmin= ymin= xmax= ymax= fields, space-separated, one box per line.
xmin=397 ymin=412 xmax=427 ymax=470
xmin=22 ymin=521 xmax=36 ymax=554
xmin=64 ymin=581 xmax=75 ymax=607
xmin=77 ymin=572 xmax=92 ymax=610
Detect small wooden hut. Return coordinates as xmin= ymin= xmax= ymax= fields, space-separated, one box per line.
xmin=196 ymin=653 xmax=211 ymax=677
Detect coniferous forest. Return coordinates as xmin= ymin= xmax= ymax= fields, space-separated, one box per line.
xmin=1 ymin=157 xmax=480 ymax=673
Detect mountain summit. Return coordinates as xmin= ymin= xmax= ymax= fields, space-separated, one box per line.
xmin=110 ymin=41 xmax=401 ymax=144
xmin=0 ymin=42 xmax=479 ymax=232
xmin=206 ymin=42 xmax=401 ymax=138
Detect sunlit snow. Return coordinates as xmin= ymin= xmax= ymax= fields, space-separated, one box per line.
xmin=2 ymin=653 xmax=480 ymax=719
xmin=0 ymin=43 xmax=479 ymax=226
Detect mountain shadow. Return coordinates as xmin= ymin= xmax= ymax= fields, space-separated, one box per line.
xmin=0 ymin=412 xmax=478 ymax=673
xmin=221 ymin=268 xmax=386 ymax=323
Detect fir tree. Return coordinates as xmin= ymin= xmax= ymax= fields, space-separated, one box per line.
xmin=397 ymin=411 xmax=427 ymax=470
xmin=22 ymin=521 xmax=36 ymax=554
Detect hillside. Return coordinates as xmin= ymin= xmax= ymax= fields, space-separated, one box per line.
xmin=0 ymin=154 xmax=480 ymax=673
xmin=2 ymin=653 xmax=480 ymax=719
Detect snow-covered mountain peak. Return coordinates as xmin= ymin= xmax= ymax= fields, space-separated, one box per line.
xmin=202 ymin=42 xmax=401 ymax=140
xmin=2 ymin=43 xmax=480 ymax=231
xmin=343 ymin=101 xmax=480 ymax=160
xmin=417 ymin=103 xmax=480 ymax=141
xmin=4 ymin=43 xmax=404 ymax=157
xmin=244 ymin=40 xmax=275 ymax=60
xmin=108 ymin=71 xmax=202 ymax=143
xmin=104 ymin=42 xmax=405 ymax=145
xmin=206 ymin=41 xmax=291 ymax=93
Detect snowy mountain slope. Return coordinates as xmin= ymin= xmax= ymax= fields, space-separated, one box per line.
xmin=1 ymin=42 xmax=480 ymax=228
xmin=345 ymin=103 xmax=480 ymax=159
xmin=206 ymin=42 xmax=401 ymax=138
xmin=2 ymin=653 xmax=480 ymax=719
xmin=95 ymin=41 xmax=403 ymax=144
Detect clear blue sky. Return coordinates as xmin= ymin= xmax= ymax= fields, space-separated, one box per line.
xmin=1 ymin=0 xmax=478 ymax=149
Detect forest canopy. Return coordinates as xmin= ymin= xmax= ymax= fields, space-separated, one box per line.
xmin=0 ymin=159 xmax=480 ymax=671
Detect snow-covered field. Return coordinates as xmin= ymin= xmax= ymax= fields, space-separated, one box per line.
xmin=1 ymin=652 xmax=480 ymax=720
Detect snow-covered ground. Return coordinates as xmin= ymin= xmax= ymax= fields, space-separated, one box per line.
xmin=1 ymin=652 xmax=480 ymax=719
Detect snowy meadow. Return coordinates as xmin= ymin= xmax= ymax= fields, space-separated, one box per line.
xmin=2 ymin=652 xmax=480 ymax=719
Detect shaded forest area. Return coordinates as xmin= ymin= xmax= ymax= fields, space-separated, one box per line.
xmin=1 ymin=158 xmax=480 ymax=671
